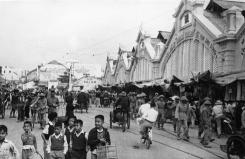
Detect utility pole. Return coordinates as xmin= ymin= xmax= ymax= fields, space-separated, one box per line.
xmin=66 ymin=52 xmax=78 ymax=91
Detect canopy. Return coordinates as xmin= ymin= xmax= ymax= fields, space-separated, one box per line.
xmin=215 ymin=71 xmax=245 ymax=86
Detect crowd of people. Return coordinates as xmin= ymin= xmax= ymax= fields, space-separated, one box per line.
xmin=1 ymin=85 xmax=245 ymax=158
xmin=91 ymin=90 xmax=245 ymax=148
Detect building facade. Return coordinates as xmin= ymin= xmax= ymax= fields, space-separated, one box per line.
xmin=113 ymin=48 xmax=132 ymax=84
xmin=103 ymin=57 xmax=117 ymax=85
xmin=130 ymin=30 xmax=168 ymax=82
xmin=159 ymin=0 xmax=221 ymax=82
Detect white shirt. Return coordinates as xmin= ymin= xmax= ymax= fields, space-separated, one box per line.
xmin=43 ymin=121 xmax=54 ymax=135
xmin=0 ymin=139 xmax=19 ymax=159
xmin=212 ymin=105 xmax=223 ymax=118
xmin=138 ymin=103 xmax=150 ymax=117
xmin=142 ymin=108 xmax=158 ymax=123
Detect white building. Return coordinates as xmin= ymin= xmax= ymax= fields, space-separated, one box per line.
xmin=1 ymin=66 xmax=22 ymax=81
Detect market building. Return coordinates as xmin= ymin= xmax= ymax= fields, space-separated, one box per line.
xmin=102 ymin=56 xmax=117 ymax=85
xmin=113 ymin=47 xmax=133 ymax=84
xmin=159 ymin=0 xmax=221 ymax=83
xmin=130 ymin=30 xmax=169 ymax=82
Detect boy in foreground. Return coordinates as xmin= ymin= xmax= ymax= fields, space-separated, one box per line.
xmin=88 ymin=115 xmax=111 ymax=159
xmin=0 ymin=125 xmax=19 ymax=159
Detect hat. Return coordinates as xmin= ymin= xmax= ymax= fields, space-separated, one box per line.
xmin=180 ymin=96 xmax=188 ymax=101
xmin=55 ymin=122 xmax=62 ymax=128
xmin=171 ymin=96 xmax=180 ymax=100
xmin=203 ymin=97 xmax=211 ymax=101
xmin=158 ymin=95 xmax=165 ymax=99
xmin=121 ymin=91 xmax=126 ymax=96
xmin=215 ymin=100 xmax=222 ymax=105
xmin=39 ymin=93 xmax=45 ymax=96
xmin=203 ymin=100 xmax=212 ymax=105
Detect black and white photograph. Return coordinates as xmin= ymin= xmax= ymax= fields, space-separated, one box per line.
xmin=0 ymin=0 xmax=245 ymax=159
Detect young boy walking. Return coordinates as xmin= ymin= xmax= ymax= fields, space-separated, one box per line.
xmin=21 ymin=121 xmax=38 ymax=159
xmin=70 ymin=119 xmax=88 ymax=159
xmin=42 ymin=112 xmax=58 ymax=159
xmin=88 ymin=115 xmax=111 ymax=159
xmin=0 ymin=125 xmax=19 ymax=159
xmin=64 ymin=116 xmax=76 ymax=159
xmin=47 ymin=122 xmax=68 ymax=159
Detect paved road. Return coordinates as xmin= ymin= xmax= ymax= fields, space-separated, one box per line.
xmin=1 ymin=105 xmax=228 ymax=159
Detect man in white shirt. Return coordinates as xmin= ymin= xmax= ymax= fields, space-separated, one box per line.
xmin=138 ymin=100 xmax=158 ymax=141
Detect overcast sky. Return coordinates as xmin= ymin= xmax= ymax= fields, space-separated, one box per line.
xmin=0 ymin=0 xmax=181 ymax=70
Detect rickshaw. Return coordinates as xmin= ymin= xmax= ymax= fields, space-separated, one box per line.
xmin=109 ymin=105 xmax=130 ymax=132
xmin=220 ymin=131 xmax=245 ymax=159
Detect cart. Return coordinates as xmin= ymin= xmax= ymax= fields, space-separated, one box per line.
xmin=109 ymin=105 xmax=130 ymax=132
xmin=220 ymin=132 xmax=245 ymax=159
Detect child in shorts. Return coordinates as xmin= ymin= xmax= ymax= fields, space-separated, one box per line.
xmin=21 ymin=121 xmax=38 ymax=159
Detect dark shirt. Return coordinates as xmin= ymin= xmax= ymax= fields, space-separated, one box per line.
xmin=88 ymin=128 xmax=110 ymax=151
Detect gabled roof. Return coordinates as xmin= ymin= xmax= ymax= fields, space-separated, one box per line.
xmin=157 ymin=31 xmax=171 ymax=43
xmin=205 ymin=0 xmax=245 ymax=11
xmin=47 ymin=60 xmax=67 ymax=68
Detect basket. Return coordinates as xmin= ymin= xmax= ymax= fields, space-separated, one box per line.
xmin=97 ymin=145 xmax=118 ymax=159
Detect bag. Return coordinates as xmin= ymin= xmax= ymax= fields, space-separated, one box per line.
xmin=96 ymin=145 xmax=118 ymax=159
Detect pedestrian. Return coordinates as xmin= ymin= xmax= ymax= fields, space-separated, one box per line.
xmin=21 ymin=121 xmax=38 ymax=159
xmin=0 ymin=125 xmax=19 ymax=159
xmin=176 ymin=96 xmax=189 ymax=141
xmin=156 ymin=95 xmax=166 ymax=130
xmin=47 ymin=122 xmax=68 ymax=159
xmin=17 ymin=92 xmax=25 ymax=122
xmin=77 ymin=87 xmax=89 ymax=113
xmin=200 ymin=101 xmax=214 ymax=148
xmin=37 ymin=92 xmax=48 ymax=129
xmin=10 ymin=89 xmax=19 ymax=118
xmin=171 ymin=96 xmax=180 ymax=133
xmin=64 ymin=116 xmax=76 ymax=159
xmin=88 ymin=115 xmax=111 ymax=159
xmin=70 ymin=119 xmax=88 ymax=159
xmin=129 ymin=92 xmax=137 ymax=120
xmin=212 ymin=100 xmax=224 ymax=138
xmin=188 ymin=101 xmax=196 ymax=128
xmin=47 ymin=90 xmax=59 ymax=114
xmin=65 ymin=92 xmax=74 ymax=118
xmin=198 ymin=97 xmax=211 ymax=139
xmin=24 ymin=94 xmax=32 ymax=120
xmin=42 ymin=112 xmax=58 ymax=159
xmin=114 ymin=91 xmax=130 ymax=132
xmin=241 ymin=106 xmax=245 ymax=131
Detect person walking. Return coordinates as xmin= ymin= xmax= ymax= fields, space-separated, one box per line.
xmin=200 ymin=101 xmax=214 ymax=148
xmin=175 ymin=96 xmax=189 ymax=141
xmin=65 ymin=92 xmax=74 ymax=118
xmin=212 ymin=100 xmax=224 ymax=138
xmin=156 ymin=95 xmax=166 ymax=130
xmin=171 ymin=96 xmax=180 ymax=133
xmin=47 ymin=90 xmax=59 ymax=114
xmin=114 ymin=91 xmax=130 ymax=132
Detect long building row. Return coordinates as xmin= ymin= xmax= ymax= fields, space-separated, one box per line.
xmin=102 ymin=0 xmax=245 ymax=101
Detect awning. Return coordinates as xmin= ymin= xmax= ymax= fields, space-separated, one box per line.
xmin=215 ymin=71 xmax=245 ymax=86
xmin=171 ymin=75 xmax=183 ymax=83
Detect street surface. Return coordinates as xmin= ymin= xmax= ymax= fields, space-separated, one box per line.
xmin=1 ymin=105 xmax=228 ymax=159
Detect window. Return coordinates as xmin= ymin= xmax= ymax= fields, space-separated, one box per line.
xmin=181 ymin=12 xmax=192 ymax=27
xmin=184 ymin=14 xmax=189 ymax=24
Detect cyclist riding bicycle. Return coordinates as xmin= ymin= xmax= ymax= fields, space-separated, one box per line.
xmin=137 ymin=99 xmax=158 ymax=144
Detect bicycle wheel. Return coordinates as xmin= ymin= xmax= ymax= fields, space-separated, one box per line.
xmin=145 ymin=138 xmax=151 ymax=149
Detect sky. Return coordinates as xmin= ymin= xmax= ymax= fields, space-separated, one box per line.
xmin=0 ymin=0 xmax=181 ymax=70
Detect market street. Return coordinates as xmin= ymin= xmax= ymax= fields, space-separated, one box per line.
xmin=1 ymin=105 xmax=228 ymax=159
